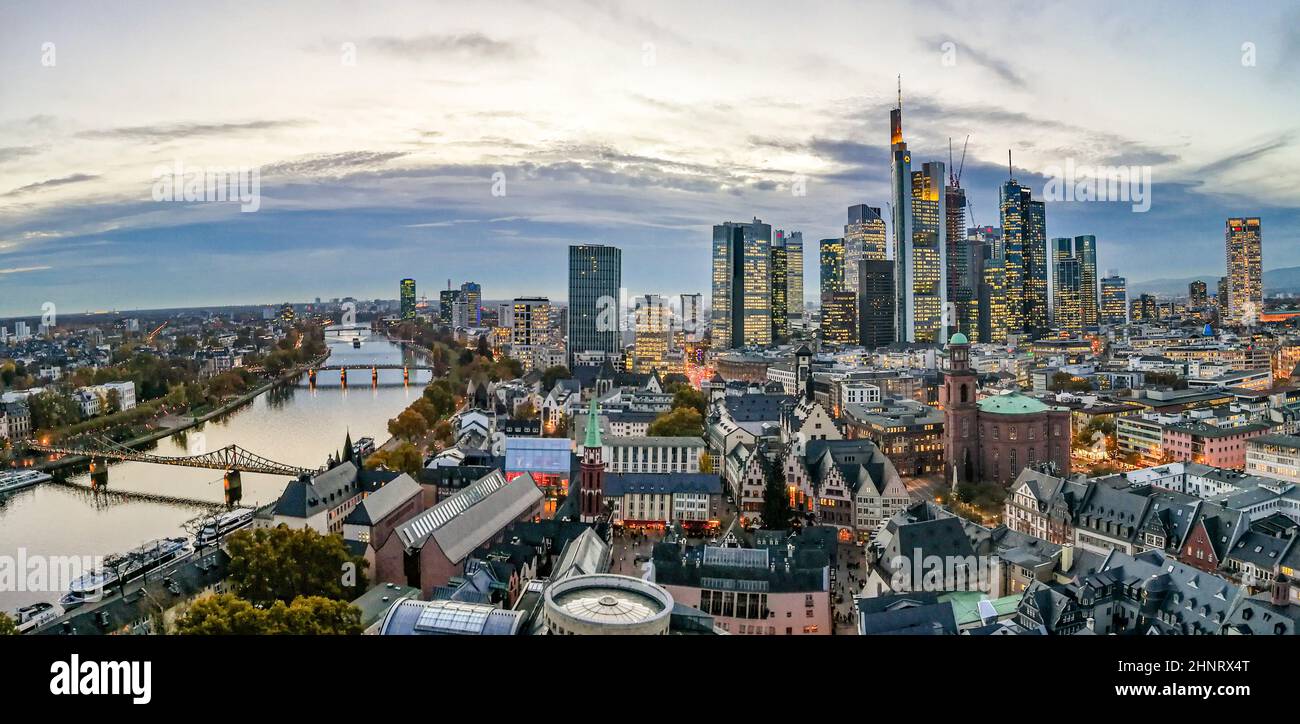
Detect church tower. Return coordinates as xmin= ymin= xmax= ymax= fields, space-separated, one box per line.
xmin=940 ymin=332 xmax=977 ymax=484
xmin=579 ymin=398 xmax=606 ymax=522
xmin=795 ymin=344 xmax=814 ymax=402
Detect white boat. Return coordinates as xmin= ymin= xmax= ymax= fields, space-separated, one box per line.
xmin=10 ymin=601 xmax=63 ymax=634
xmin=353 ymin=436 xmax=376 ymax=458
xmin=0 ymin=469 xmax=52 ymax=496
xmin=194 ymin=508 xmax=255 ymax=548
xmin=59 ymin=537 xmax=192 ymax=608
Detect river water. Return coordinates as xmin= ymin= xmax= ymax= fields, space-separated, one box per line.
xmin=0 ymin=332 xmax=431 ymax=611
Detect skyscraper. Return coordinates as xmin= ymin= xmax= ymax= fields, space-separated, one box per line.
xmin=460 ymin=282 xmax=482 ymax=326
xmin=400 ymin=278 xmax=416 ymax=320
xmin=1100 ymin=272 xmax=1128 ymax=326
xmin=999 ymin=177 xmax=1048 ymax=340
xmin=785 ymin=231 xmax=804 ymax=329
xmin=1225 ymin=217 xmax=1263 ymax=326
xmin=770 ymin=232 xmax=789 ymax=342
xmin=512 ymin=296 xmax=551 ymax=371
xmin=858 ymin=259 xmax=895 ymax=348
xmin=633 ymin=294 xmax=669 ymax=373
xmin=1217 ymin=276 xmax=1229 ymax=319
xmin=889 ymin=88 xmax=947 ymax=343
xmin=844 ymin=205 xmax=887 ymax=296
xmin=1074 ymin=235 xmax=1099 ymax=328
xmin=568 ymin=244 xmax=622 ymax=368
xmin=711 ymin=219 xmax=771 ymax=349
xmin=1052 ymin=238 xmax=1083 ymax=336
xmin=821 ymin=291 xmax=858 ymax=346
xmin=1189 ymin=279 xmax=1208 ymax=309
xmin=968 ymin=226 xmax=1002 ymax=343
xmin=439 ymin=284 xmax=462 ymax=325
xmin=819 ymin=237 xmax=845 ymax=302
xmin=945 ymin=181 xmax=970 ymax=338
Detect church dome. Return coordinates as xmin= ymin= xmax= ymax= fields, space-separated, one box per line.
xmin=948 ymin=332 xmax=969 ymax=345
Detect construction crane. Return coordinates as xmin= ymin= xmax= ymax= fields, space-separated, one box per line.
xmin=145 ymin=320 xmax=168 ymax=343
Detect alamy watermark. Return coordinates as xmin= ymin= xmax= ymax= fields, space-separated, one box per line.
xmin=887 ymin=550 xmax=1001 ymax=593
xmin=1042 ymin=159 xmax=1151 ymax=213
xmin=0 ymin=548 xmax=102 ymax=594
xmin=151 ymin=159 xmax=261 ymax=212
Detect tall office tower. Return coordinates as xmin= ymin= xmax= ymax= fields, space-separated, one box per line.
xmin=819 ymin=237 xmax=845 ymax=302
xmin=844 ymin=205 xmax=887 ymax=296
xmin=902 ymin=161 xmax=947 ymax=343
xmin=1217 ymin=276 xmax=1230 ymax=319
xmin=568 ymin=244 xmax=622 ymax=368
xmin=439 ymin=286 xmax=462 ymax=324
xmin=980 ymin=250 xmax=1008 ymax=344
xmin=460 ymin=282 xmax=482 ymax=325
xmin=633 ymin=294 xmax=669 ymax=373
xmin=511 ymin=296 xmax=551 ymax=371
xmin=770 ymin=232 xmax=789 ymax=341
xmin=944 ymin=183 xmax=970 ymax=338
xmin=1189 ymin=279 xmax=1209 ymax=309
xmin=679 ymin=292 xmax=704 ymax=343
xmin=785 ymin=231 xmax=804 ymax=328
xmin=1100 ymin=272 xmax=1128 ymax=326
xmin=1052 ymin=238 xmax=1083 ymax=336
xmin=999 ymin=177 xmax=1048 ymax=340
xmin=711 ymin=219 xmax=772 ymax=350
xmin=400 ymin=278 xmax=417 ymax=320
xmin=966 ymin=226 xmax=1000 ymax=343
xmin=1225 ymin=217 xmax=1263 ymax=326
xmin=1130 ymin=294 xmax=1158 ymax=323
xmin=1073 ymin=235 xmax=1098 ymax=328
xmin=889 ymin=88 xmax=947 ymax=343
xmin=858 ymin=259 xmax=895 ymax=348
xmin=821 ymin=290 xmax=858 ymax=346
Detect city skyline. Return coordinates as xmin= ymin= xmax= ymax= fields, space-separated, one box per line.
xmin=3 ymin=2 xmax=1300 ymax=318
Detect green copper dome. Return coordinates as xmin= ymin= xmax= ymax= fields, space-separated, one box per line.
xmin=949 ymin=332 xmax=969 ymax=345
xmin=977 ymin=392 xmax=1051 ymax=415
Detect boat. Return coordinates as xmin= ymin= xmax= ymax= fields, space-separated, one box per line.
xmin=194 ymin=508 xmax=255 ymax=548
xmin=0 ymin=469 xmax=52 ymax=496
xmin=58 ymin=537 xmax=192 ymax=608
xmin=10 ymin=601 xmax=63 ymax=634
xmin=352 ymin=338 xmax=362 ymax=348
xmin=353 ymin=436 xmax=376 ymax=458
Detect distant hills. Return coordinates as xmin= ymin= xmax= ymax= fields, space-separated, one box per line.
xmin=1128 ymin=266 xmax=1300 ymax=297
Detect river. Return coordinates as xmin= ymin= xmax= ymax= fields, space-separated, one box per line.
xmin=0 ymin=331 xmax=432 ymax=611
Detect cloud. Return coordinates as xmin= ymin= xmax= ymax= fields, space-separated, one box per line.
xmin=923 ymin=35 xmax=1028 ymax=89
xmin=0 ymin=265 xmax=52 ymax=275
xmin=1 ymin=174 xmax=100 ymax=198
xmin=77 ymin=119 xmax=309 ymax=141
xmin=0 ymin=146 xmax=45 ymax=164
xmin=1195 ymin=133 xmax=1294 ymax=177
xmin=261 ymin=150 xmax=412 ymax=178
xmin=355 ymin=33 xmax=532 ymax=60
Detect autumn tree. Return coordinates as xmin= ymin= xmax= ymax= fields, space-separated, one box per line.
xmin=647 ymin=407 xmax=703 ymax=437
xmin=175 ymin=593 xmax=362 ymax=635
xmin=388 ymin=408 xmax=429 ymax=441
xmin=224 ymin=527 xmax=368 ymax=606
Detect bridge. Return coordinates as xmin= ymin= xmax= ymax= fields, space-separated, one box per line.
xmin=28 ymin=437 xmax=313 ymax=477
xmin=323 ymin=325 xmax=373 ymax=337
xmin=308 ymin=363 xmax=435 ymax=387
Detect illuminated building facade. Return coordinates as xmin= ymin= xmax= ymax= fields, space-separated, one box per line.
xmin=770 ymin=233 xmax=789 ymax=341
xmin=819 ymin=237 xmax=844 ymax=303
xmin=711 ymin=219 xmax=772 ymax=349
xmin=945 ymin=184 xmax=971 ymax=338
xmin=844 ymin=204 xmax=886 ymax=296
xmin=890 ymin=90 xmax=947 ymax=344
xmin=857 ymin=259 xmax=895 ymax=348
xmin=1052 ymin=237 xmax=1083 ymax=336
xmin=511 ymin=296 xmax=551 ymax=371
xmin=634 ymin=294 xmax=669 ymax=373
xmin=1074 ymin=235 xmax=1098 ymax=329
xmin=460 ymin=281 xmax=481 ymax=325
xmin=1225 ymin=217 xmax=1262 ymax=326
xmin=400 ymin=278 xmax=416 ymax=320
xmin=1189 ymin=279 xmax=1208 ymax=309
xmin=999 ymin=179 xmax=1048 ymax=340
xmin=784 ymin=230 xmax=804 ymax=328
xmin=821 ymin=290 xmax=858 ymax=346
xmin=1100 ymin=272 xmax=1127 ymax=326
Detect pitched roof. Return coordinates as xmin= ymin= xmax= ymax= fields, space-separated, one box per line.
xmin=344 ymin=473 xmax=422 ymax=527
xmin=396 ymin=469 xmax=543 ymax=561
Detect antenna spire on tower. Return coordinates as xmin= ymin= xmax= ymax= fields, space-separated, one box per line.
xmin=1007 ymin=149 xmax=1013 ymax=180
xmin=897 ymin=74 xmax=902 ymax=110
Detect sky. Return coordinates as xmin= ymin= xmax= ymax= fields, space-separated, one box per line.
xmin=1 ymin=0 xmax=1299 ymax=318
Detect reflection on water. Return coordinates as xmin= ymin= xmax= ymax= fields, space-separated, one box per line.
xmin=0 ymin=335 xmax=430 ymax=610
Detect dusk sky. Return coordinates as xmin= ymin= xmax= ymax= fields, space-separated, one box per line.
xmin=2 ymin=0 xmax=1299 ymax=317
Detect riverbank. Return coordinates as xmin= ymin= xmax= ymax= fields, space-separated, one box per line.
xmin=34 ymin=350 xmax=331 ymax=475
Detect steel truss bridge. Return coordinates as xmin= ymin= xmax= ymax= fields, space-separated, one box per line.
xmin=28 ymin=436 xmax=313 ymax=477
xmin=314 ymin=364 xmax=435 ymax=371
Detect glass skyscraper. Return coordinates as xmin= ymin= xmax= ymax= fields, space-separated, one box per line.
xmin=400 ymin=278 xmax=416 ymax=320
xmin=889 ymin=90 xmax=946 ymax=343
xmin=819 ymin=237 xmax=845 ymax=303
xmin=770 ymin=232 xmax=789 ymax=342
xmin=460 ymin=282 xmax=482 ymax=326
xmin=1100 ymin=272 xmax=1127 ymax=326
xmin=1225 ymin=217 xmax=1262 ymax=326
xmin=785 ymin=230 xmax=804 ymax=329
xmin=711 ymin=219 xmax=771 ymax=349
xmin=1074 ymin=235 xmax=1098 ymax=329
xmin=999 ymin=179 xmax=1048 ymax=340
xmin=568 ymin=244 xmax=622 ymax=368
xmin=1052 ymin=237 xmax=1083 ymax=336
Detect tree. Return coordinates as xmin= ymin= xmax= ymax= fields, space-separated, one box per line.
xmin=175 ymin=593 xmax=362 ymax=635
xmin=0 ymin=612 xmax=16 ymax=635
xmin=1049 ymin=372 xmax=1092 ymax=393
xmin=224 ymin=527 xmax=368 ymax=605
xmin=388 ymin=408 xmax=429 ymax=441
xmin=516 ymin=399 xmax=539 ymax=420
xmin=29 ymin=390 xmax=83 ymax=430
xmin=671 ymin=386 xmax=708 ymax=416
xmin=366 ymin=442 xmax=424 ymax=476
xmin=760 ymin=453 xmax=793 ymax=530
xmin=699 ymin=451 xmax=714 ymax=474
xmin=541 ymin=365 xmax=571 ymax=392
xmin=476 ymin=335 xmax=492 ymax=359
xmin=647 ymin=407 xmax=703 ymax=437
xmin=410 ymin=397 xmax=441 ymax=427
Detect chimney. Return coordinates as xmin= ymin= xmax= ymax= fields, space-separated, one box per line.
xmin=1271 ymin=573 xmax=1290 ymax=607
xmin=1060 ymin=544 xmax=1074 ymax=573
